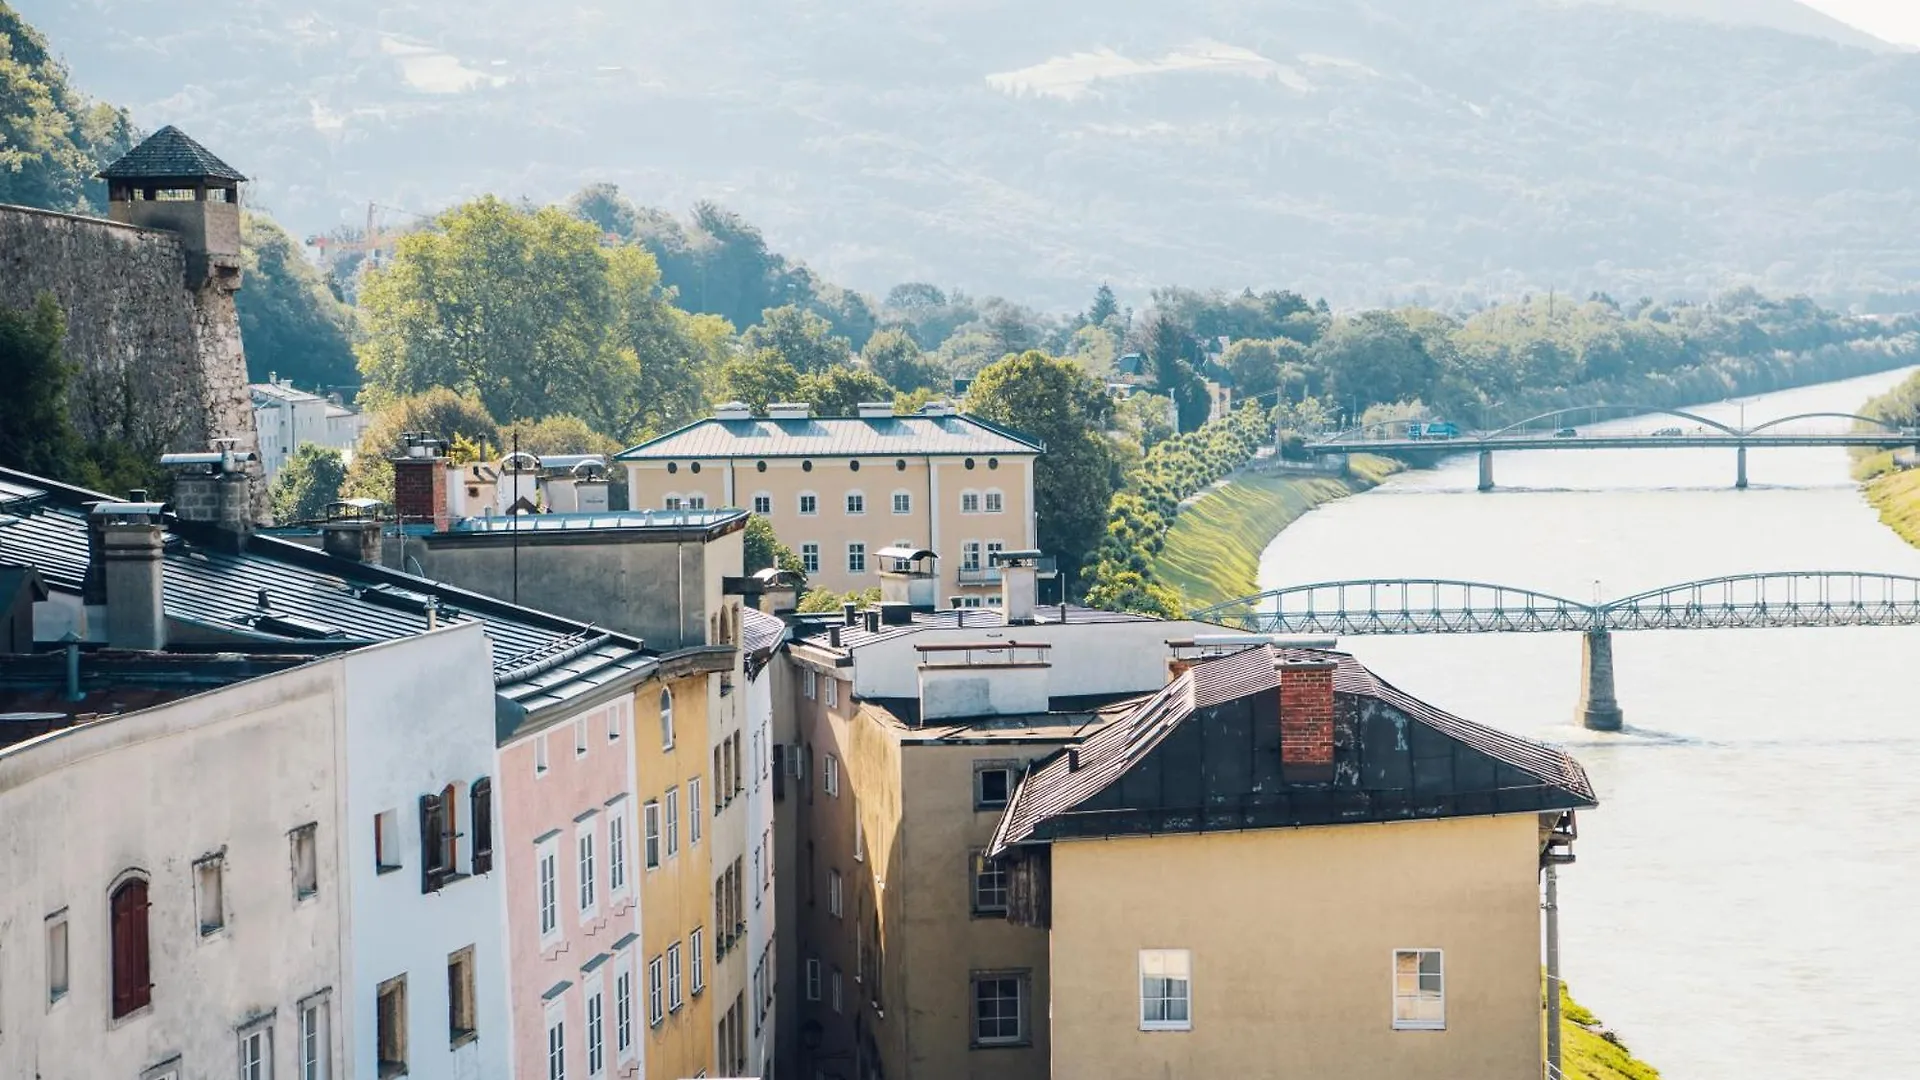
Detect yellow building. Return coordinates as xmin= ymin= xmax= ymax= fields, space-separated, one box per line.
xmin=989 ymin=643 xmax=1596 ymax=1080
xmin=617 ymin=401 xmax=1043 ymax=603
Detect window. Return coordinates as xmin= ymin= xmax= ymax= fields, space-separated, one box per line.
xmin=471 ymin=779 xmax=494 ymax=875
xmin=665 ymin=787 xmax=681 ymax=858
xmin=187 ymin=854 xmax=226 ymax=936
xmin=798 ymin=492 xmax=818 ymax=516
xmin=691 ymin=927 xmax=706 ymax=995
xmin=975 ymin=765 xmax=1013 ymax=809
xmin=535 ymin=733 xmax=550 ymax=775
xmin=668 ymin=943 xmax=684 ymax=1011
xmin=847 ymin=542 xmax=866 ymax=573
xmin=970 ymin=971 xmax=1028 ymax=1047
xmin=664 ymin=495 xmax=684 ymax=511
xmin=659 ymin=688 xmax=675 ymax=750
xmin=299 ymin=992 xmax=331 ymax=1080
xmin=1392 ymin=949 xmax=1446 ymax=1030
xmin=846 ymin=492 xmax=865 ymax=515
xmin=689 ymin=778 xmax=703 ymax=845
xmin=801 ymin=543 xmax=820 ymax=574
xmin=892 ymin=491 xmax=911 ymax=515
xmin=377 ymin=974 xmax=408 ymax=1077
xmin=615 ymin=961 xmax=634 ymax=1061
xmin=831 ymin=967 xmax=843 ymax=1014
xmin=804 ymin=669 xmax=817 ymax=699
xmin=240 ymin=1022 xmax=272 ymax=1080
xmin=538 ymin=837 xmax=560 ymax=939
xmin=608 ymin=702 xmax=625 ymax=743
xmin=45 ymin=909 xmax=68 ymax=1003
xmin=648 ymin=956 xmax=665 ymax=1026
xmin=449 ymin=945 xmax=478 ymax=1045
xmin=971 ymin=852 xmax=1007 ymax=916
xmin=986 ymin=541 xmax=1005 ymax=569
xmin=375 ymin=810 xmax=402 ymax=873
xmin=752 ymin=493 xmax=772 ymax=515
xmin=824 ymin=753 xmax=840 ymax=797
xmin=985 ymin=489 xmax=1004 ymax=513
xmin=961 ymin=491 xmax=981 ymax=514
xmin=578 ymin=826 xmax=598 ymax=916
xmin=110 ymin=876 xmax=151 ymax=1019
xmin=292 ymin=823 xmax=319 ymax=900
xmin=420 ymin=789 xmax=453 ymax=893
xmin=546 ymin=1006 xmax=566 ymax=1080
xmin=962 ymin=541 xmax=982 ymax=572
xmin=1140 ymin=949 xmax=1192 ymax=1030
xmin=829 ymin=869 xmax=843 ymax=918
xmin=608 ymin=806 xmax=628 ymax=896
xmin=805 ymin=958 xmax=822 ymax=1001
xmin=687 ymin=495 xmax=707 ymax=510
xmin=825 ymin=678 xmax=839 ymax=709
xmin=574 ymin=718 xmax=588 ymax=757
xmin=644 ymin=802 xmax=661 ymax=868
xmin=587 ymin=985 xmax=606 ymax=1078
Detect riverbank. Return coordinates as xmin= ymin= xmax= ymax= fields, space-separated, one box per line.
xmin=1562 ymin=982 xmax=1662 ymax=1080
xmin=1149 ymin=455 xmax=1398 ymax=609
xmin=1855 ymin=369 xmax=1920 ymax=549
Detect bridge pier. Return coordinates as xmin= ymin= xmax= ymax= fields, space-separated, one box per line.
xmin=1736 ymin=446 xmax=1748 ymax=490
xmin=1478 ymin=449 xmax=1495 ymax=492
xmin=1578 ymin=628 xmax=1624 ymax=732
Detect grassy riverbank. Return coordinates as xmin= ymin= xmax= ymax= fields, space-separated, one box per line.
xmin=1854 ymin=370 xmax=1920 ymax=549
xmin=1149 ymin=455 xmax=1398 ymax=609
xmin=1560 ymin=981 xmax=1662 ymax=1080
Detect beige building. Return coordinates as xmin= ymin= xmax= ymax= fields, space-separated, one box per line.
xmin=617 ymin=401 xmax=1042 ymax=602
xmin=989 ymin=643 xmax=1597 ymax=1080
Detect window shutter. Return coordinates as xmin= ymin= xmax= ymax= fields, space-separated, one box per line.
xmin=111 ymin=879 xmax=152 ymax=1017
xmin=419 ymin=793 xmax=444 ymax=893
xmin=471 ymin=778 xmax=494 ymax=875
xmin=771 ymin=745 xmax=786 ymax=801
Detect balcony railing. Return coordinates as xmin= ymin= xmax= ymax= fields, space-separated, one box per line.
xmin=956 ymin=566 xmax=1002 ymax=584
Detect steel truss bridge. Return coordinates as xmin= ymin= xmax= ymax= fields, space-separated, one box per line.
xmin=1192 ymin=572 xmax=1920 ymax=636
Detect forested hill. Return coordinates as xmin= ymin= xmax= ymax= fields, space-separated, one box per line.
xmin=15 ymin=0 xmax=1920 ymax=310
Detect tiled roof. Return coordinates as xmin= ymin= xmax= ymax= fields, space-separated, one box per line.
xmin=616 ymin=413 xmax=1044 ymax=461
xmin=97 ymin=126 xmax=247 ymax=182
xmin=990 ymin=645 xmax=1596 ymax=855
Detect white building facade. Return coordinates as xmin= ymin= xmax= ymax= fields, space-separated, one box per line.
xmin=251 ymin=379 xmax=366 ymax=483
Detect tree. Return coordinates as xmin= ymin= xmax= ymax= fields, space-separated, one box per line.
xmin=1219 ymin=338 xmax=1306 ymax=404
xmin=343 ymin=388 xmax=500 ymax=502
xmin=269 ymin=445 xmax=347 ymax=524
xmin=1082 ymin=567 xmax=1185 ymax=619
xmin=0 ymin=294 xmax=80 ymax=478
xmin=717 ymin=351 xmax=804 ymax=412
xmin=1087 ymin=283 xmax=1120 ymax=327
xmin=604 ymin=244 xmax=723 ymax=438
xmin=743 ymin=514 xmax=804 ymax=576
xmin=861 ymin=328 xmax=946 ymax=393
xmin=498 ymin=415 xmax=622 ymax=457
xmin=741 ymin=306 xmax=852 ymax=373
xmin=965 ymin=351 xmax=1121 ymax=590
xmin=236 ymin=213 xmax=358 ymax=390
xmin=0 ymin=5 xmax=136 ymax=214
xmin=1143 ymin=314 xmax=1209 ymax=432
xmin=798 ymin=366 xmax=895 ymax=416
xmin=1309 ymin=311 xmax=1439 ymax=414
xmin=565 ymin=182 xmax=640 ymax=241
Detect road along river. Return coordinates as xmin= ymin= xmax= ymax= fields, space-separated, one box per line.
xmin=1256 ymin=368 xmax=1920 ymax=1080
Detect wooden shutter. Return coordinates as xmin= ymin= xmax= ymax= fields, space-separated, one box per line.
xmin=111 ymin=878 xmax=152 ymax=1017
xmin=471 ymin=778 xmax=494 ymax=875
xmin=419 ymin=793 xmax=445 ymax=893
xmin=1005 ymin=848 xmax=1052 ymax=930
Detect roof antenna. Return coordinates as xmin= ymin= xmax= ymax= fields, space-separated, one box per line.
xmin=256 ymin=587 xmax=271 ymax=611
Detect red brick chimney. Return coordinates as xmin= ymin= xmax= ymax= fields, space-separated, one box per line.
xmin=1278 ymin=657 xmax=1337 ymax=782
xmin=392 ymin=434 xmax=451 ymax=532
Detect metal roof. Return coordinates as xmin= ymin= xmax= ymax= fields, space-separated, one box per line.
xmin=616 ymin=413 xmax=1044 ymax=461
xmin=990 ymin=645 xmax=1596 ymax=855
xmin=790 ymin=604 xmax=1155 ymax=652
xmin=250 ymin=382 xmax=324 ymax=405
xmin=449 ymin=509 xmax=747 ymax=534
xmin=97 ymin=126 xmax=247 ymax=183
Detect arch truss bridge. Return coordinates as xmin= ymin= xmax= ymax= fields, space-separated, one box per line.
xmin=1193 ymin=572 xmax=1920 ymax=729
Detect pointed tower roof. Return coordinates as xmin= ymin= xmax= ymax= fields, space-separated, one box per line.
xmin=97 ymin=126 xmax=247 ymax=183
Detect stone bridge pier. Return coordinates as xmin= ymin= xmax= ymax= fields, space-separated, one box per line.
xmin=1736 ymin=446 xmax=1749 ymax=490
xmin=1478 ymin=449 xmax=1495 ymax=492
xmin=1577 ymin=628 xmax=1624 ymax=731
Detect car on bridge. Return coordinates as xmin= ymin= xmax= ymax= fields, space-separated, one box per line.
xmin=1654 ymin=427 xmax=1683 ymax=437
xmin=1555 ymin=427 xmax=1579 ymax=438
xmin=1409 ymin=421 xmax=1459 ymax=440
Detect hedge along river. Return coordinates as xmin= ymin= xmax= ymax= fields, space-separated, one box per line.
xmin=1256 ymin=367 xmax=1920 ymax=1080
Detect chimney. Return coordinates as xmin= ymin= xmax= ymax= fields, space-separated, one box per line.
xmin=767 ymin=402 xmax=812 ymax=421
xmin=919 ymin=400 xmax=956 ymax=417
xmin=91 ymin=500 xmax=168 ymax=650
xmin=995 ymin=550 xmax=1040 ymax=625
xmin=842 ymin=602 xmax=858 ymax=627
xmin=829 ymin=626 xmax=843 ymax=649
xmin=1278 ymin=657 xmax=1338 ymax=784
xmin=856 ymin=401 xmax=893 ymax=418
xmin=320 ymin=519 xmax=382 ymax=563
xmin=161 ymin=440 xmax=256 ymax=551
xmin=714 ymin=401 xmax=753 ymax=421
xmin=392 ymin=433 xmax=452 ymax=532
xmin=864 ymin=609 xmax=881 ymax=634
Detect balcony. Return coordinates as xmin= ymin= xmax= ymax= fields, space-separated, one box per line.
xmin=956 ymin=566 xmax=1001 ymax=585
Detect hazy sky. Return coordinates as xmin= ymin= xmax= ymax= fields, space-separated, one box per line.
xmin=1802 ymin=0 xmax=1920 ymax=45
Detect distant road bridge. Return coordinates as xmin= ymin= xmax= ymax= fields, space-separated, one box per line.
xmin=1193 ymin=572 xmax=1920 ymax=730
xmin=1305 ymin=406 xmax=1920 ymax=490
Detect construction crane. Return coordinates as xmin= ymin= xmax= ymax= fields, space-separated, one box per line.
xmin=304 ymin=201 xmax=433 ymax=275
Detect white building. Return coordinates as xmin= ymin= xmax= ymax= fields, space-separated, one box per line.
xmin=251 ymin=377 xmax=367 ymax=483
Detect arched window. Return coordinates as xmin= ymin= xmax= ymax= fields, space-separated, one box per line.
xmin=110 ymin=874 xmax=152 ymax=1018
xmin=660 ymin=688 xmax=675 ymax=750
xmin=891 ymin=490 xmax=912 ymax=515
xmin=798 ymin=492 xmax=819 ymax=516
xmin=663 ymin=493 xmax=684 ymax=511
xmin=844 ymin=490 xmax=866 ymax=515
xmin=752 ymin=492 xmax=773 ymax=515
xmin=960 ymin=490 xmax=981 ymax=514
xmin=984 ymin=489 xmax=1005 ymax=514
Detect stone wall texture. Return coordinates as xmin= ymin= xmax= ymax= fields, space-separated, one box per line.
xmin=0 ymin=203 xmax=261 ymax=509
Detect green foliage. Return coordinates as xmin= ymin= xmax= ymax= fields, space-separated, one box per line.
xmin=742 ymin=305 xmax=853 ymax=373
xmin=237 ymin=213 xmax=358 ymax=390
xmin=1559 ymin=980 xmax=1662 ymax=1080
xmin=1148 ymin=470 xmax=1363 ymax=610
xmin=0 ymin=294 xmax=79 ymax=477
xmin=797 ymin=365 xmax=895 ymax=417
xmin=0 ymin=5 xmax=135 ymax=214
xmin=717 ymin=351 xmax=804 ymax=412
xmin=1086 ymin=283 xmax=1119 ymax=327
xmin=1220 ymin=337 xmax=1308 ymax=404
xmin=1141 ymin=314 xmax=1210 ymax=431
xmin=268 ymin=444 xmax=347 ymax=524
xmin=1310 ymin=311 xmax=1439 ymax=416
xmin=743 ymin=514 xmax=804 ymax=576
xmin=861 ymin=328 xmax=945 ymax=393
xmin=344 ymin=388 xmax=500 ymax=503
xmin=965 ymin=351 xmax=1121 ymax=588
xmin=498 ymin=415 xmax=622 ymax=457
xmin=1081 ymin=569 xmax=1184 ymax=620
xmin=796 ymin=585 xmax=881 ymax=615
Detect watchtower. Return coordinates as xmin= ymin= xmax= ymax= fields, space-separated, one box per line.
xmin=97 ymin=126 xmax=247 ymax=289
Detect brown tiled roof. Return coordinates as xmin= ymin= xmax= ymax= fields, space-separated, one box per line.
xmin=616 ymin=413 xmax=1044 ymax=461
xmin=97 ymin=126 xmax=247 ymax=182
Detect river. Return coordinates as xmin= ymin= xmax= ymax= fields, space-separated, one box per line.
xmin=1256 ymin=368 xmax=1920 ymax=1080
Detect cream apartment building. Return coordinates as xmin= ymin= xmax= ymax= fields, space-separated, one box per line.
xmin=617 ymin=402 xmax=1042 ymax=602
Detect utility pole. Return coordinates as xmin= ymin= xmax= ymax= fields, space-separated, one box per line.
xmin=1544 ymin=864 xmax=1563 ymax=1078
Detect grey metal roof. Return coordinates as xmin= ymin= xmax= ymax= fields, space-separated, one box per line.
xmin=616 ymin=414 xmax=1044 ymax=461
xmin=450 ymin=509 xmax=746 ymax=534
xmin=990 ymin=645 xmax=1596 ymax=855
xmin=790 ymin=604 xmax=1154 ymax=652
xmin=98 ymin=126 xmax=247 ymax=182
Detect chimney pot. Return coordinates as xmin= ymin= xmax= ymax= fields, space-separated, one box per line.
xmin=1278 ymin=657 xmax=1338 ymax=783
xmin=864 ymin=609 xmax=880 ymax=633
xmin=842 ymin=602 xmax=858 ymax=626
xmin=91 ymin=505 xmax=167 ymax=651
xmin=829 ymin=627 xmax=843 ymax=649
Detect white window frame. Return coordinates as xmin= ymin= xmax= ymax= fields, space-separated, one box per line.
xmin=686 ymin=494 xmax=708 ymax=510
xmin=825 ymin=677 xmax=839 ymax=709
xmin=798 ymin=491 xmax=819 ymax=516
xmin=829 ymin=869 xmax=844 ymax=918
xmin=801 ymin=543 xmax=820 ymax=574
xmin=239 ymin=1018 xmax=273 ymax=1080
xmin=577 ymin=822 xmax=599 ymax=919
xmin=608 ymin=800 xmax=630 ymax=900
xmin=45 ymin=907 xmax=69 ymax=1004
xmin=643 ymin=801 xmax=661 ymax=869
xmin=545 ymin=1001 xmax=567 ymax=1080
xmin=537 ymin=835 xmax=561 ymax=945
xmin=824 ymin=753 xmax=840 ymax=797
xmin=298 ymin=990 xmax=332 ymax=1080
xmin=804 ymin=669 xmax=818 ymax=699
xmin=659 ymin=688 xmax=675 ymax=750
xmin=961 ymin=490 xmax=981 ymax=514
xmin=1139 ymin=949 xmax=1192 ymax=1031
xmin=985 ymin=489 xmax=1004 ymax=514
xmin=806 ymin=958 xmax=822 ymax=1001
xmin=535 ymin=732 xmax=549 ymax=776
xmin=691 ymin=927 xmax=706 ymax=995
xmin=607 ymin=699 xmax=627 ymax=743
xmin=986 ymin=540 xmax=1005 ymax=568
xmin=574 ymin=717 xmax=588 ymax=758
xmin=854 ymin=817 xmax=865 ymax=863
xmin=752 ymin=492 xmax=773 ymax=515
xmin=586 ymin=980 xmax=607 ymax=1079
xmin=847 ymin=542 xmax=866 ymax=574
xmin=845 ymin=491 xmax=866 ymax=515
xmin=614 ymin=958 xmax=636 ymax=1064
xmin=970 ymin=971 xmax=1028 ymax=1047
xmin=663 ymin=493 xmax=683 ymax=511
xmin=962 ymin=540 xmax=982 ymax=572
xmin=668 ymin=943 xmax=684 ymax=1012
xmin=1392 ymin=948 xmax=1446 ymax=1031
xmin=971 ymin=851 xmax=1007 ymax=916
xmin=648 ymin=956 xmax=665 ymax=1027
xmin=665 ymin=787 xmax=681 ymax=859
xmin=689 ymin=777 xmax=703 ymax=846
xmin=891 ymin=490 xmax=912 ymax=515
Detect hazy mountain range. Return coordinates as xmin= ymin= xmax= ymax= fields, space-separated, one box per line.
xmin=17 ymin=0 xmax=1920 ymax=309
